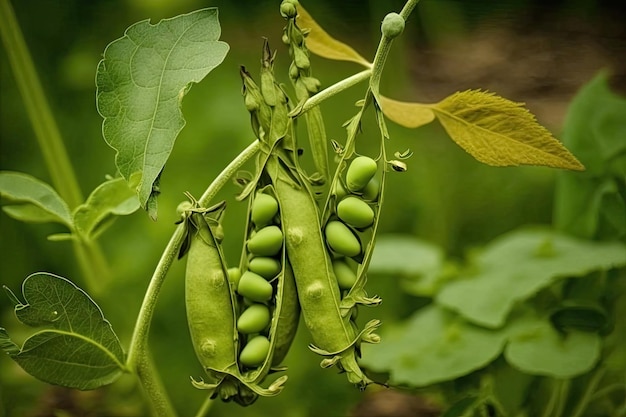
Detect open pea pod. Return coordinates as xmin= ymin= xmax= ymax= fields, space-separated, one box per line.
xmin=179 ymin=197 xmax=286 ymax=405
xmin=240 ymin=39 xmax=376 ymax=388
xmin=234 ymin=184 xmax=300 ymax=387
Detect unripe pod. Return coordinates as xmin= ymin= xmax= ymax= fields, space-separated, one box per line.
xmin=381 ymin=12 xmax=405 ymax=39
xmin=247 ymin=225 xmax=283 ymax=256
xmin=239 ymin=335 xmax=271 ymax=367
xmin=248 ymin=257 xmax=282 ymax=279
xmin=251 ymin=193 xmax=279 ymax=228
xmin=337 ymin=197 xmax=375 ymax=228
xmin=332 ymin=258 xmax=357 ymax=290
xmin=325 ymin=221 xmax=361 ymax=257
xmin=346 ymin=156 xmax=377 ymax=192
xmin=238 ymin=271 xmax=273 ymax=302
xmin=237 ymin=304 xmax=271 ymax=334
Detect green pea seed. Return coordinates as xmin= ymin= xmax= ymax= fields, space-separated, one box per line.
xmin=247 ymin=225 xmax=283 ymax=256
xmin=251 ymin=193 xmax=279 ymax=228
xmin=248 ymin=257 xmax=281 ymax=279
xmin=332 ymin=258 xmax=357 ymax=290
xmin=362 ymin=176 xmax=379 ymax=201
xmin=238 ymin=271 xmax=273 ymax=302
xmin=346 ymin=156 xmax=377 ymax=192
xmin=237 ymin=304 xmax=271 ymax=334
xmin=227 ymin=267 xmax=241 ymax=287
xmin=239 ymin=335 xmax=271 ymax=367
xmin=325 ymin=221 xmax=361 ymax=257
xmin=337 ymin=197 xmax=375 ymax=228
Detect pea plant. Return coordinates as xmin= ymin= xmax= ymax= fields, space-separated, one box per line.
xmin=1 ymin=0 xmax=624 ymax=416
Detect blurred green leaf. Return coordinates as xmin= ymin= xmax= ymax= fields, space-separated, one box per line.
xmin=1 ymin=273 xmax=126 ymax=390
xmin=436 ymin=228 xmax=626 ymax=328
xmin=369 ymin=234 xmax=446 ymax=296
xmin=0 ymin=171 xmax=71 ymax=227
xmin=361 ymin=304 xmax=507 ymax=387
xmin=433 ymin=90 xmax=585 ymax=170
xmin=554 ymin=71 xmax=626 ymax=239
xmin=73 ymin=177 xmax=140 ymax=239
xmin=95 ymin=9 xmax=229 ymax=216
xmin=505 ymin=313 xmax=601 ymax=378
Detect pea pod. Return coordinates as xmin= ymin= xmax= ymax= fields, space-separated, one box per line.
xmin=235 ymin=185 xmax=300 ymax=386
xmin=180 ymin=199 xmax=287 ymax=404
xmin=266 ymin=156 xmax=376 ymax=387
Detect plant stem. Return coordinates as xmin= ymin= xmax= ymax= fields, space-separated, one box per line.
xmin=0 ymin=0 xmax=83 ymax=209
xmin=292 ymin=69 xmax=372 ymax=116
xmin=126 ymin=140 xmax=260 ymax=416
xmin=194 ymin=395 xmax=215 ymax=417
xmin=571 ymin=368 xmax=606 ymax=417
xmin=369 ymin=0 xmax=421 ymax=98
xmin=0 ymin=0 xmax=114 ymax=292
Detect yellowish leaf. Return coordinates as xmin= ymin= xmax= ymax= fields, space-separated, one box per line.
xmin=432 ymin=90 xmax=585 ymax=171
xmin=378 ymin=95 xmax=435 ymax=129
xmin=297 ymin=5 xmax=371 ymax=68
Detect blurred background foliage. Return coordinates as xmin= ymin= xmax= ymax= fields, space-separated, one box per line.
xmin=1 ymin=0 xmax=625 ymax=416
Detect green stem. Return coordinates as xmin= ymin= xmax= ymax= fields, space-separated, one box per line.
xmin=0 ymin=0 xmax=83 ymax=209
xmin=571 ymin=368 xmax=606 ymax=417
xmin=369 ymin=0 xmax=421 ymax=98
xmin=194 ymin=395 xmax=215 ymax=417
xmin=126 ymin=140 xmax=260 ymax=416
xmin=292 ymin=69 xmax=371 ymax=116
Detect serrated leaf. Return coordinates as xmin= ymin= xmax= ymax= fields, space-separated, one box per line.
xmin=0 ymin=171 xmax=71 ymax=227
xmin=505 ymin=313 xmax=601 ymax=378
xmin=436 ymin=228 xmax=626 ymax=328
xmin=296 ymin=5 xmax=371 ymax=67
xmin=96 ymin=9 xmax=229 ymax=212
xmin=378 ymin=95 xmax=435 ymax=129
xmin=1 ymin=273 xmax=126 ymax=390
xmin=73 ymin=177 xmax=140 ymax=239
xmin=361 ymin=304 xmax=507 ymax=387
xmin=432 ymin=90 xmax=585 ymax=170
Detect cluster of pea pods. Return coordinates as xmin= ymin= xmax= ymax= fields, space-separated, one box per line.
xmin=178 ymin=0 xmax=390 ymax=405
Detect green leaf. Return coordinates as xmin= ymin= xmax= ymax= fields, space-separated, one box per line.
xmin=436 ymin=228 xmax=626 ymax=328
xmin=0 ymin=171 xmax=71 ymax=227
xmin=73 ymin=177 xmax=140 ymax=239
xmin=505 ymin=313 xmax=601 ymax=378
xmin=361 ymin=304 xmax=507 ymax=387
xmin=432 ymin=90 xmax=585 ymax=170
xmin=554 ymin=72 xmax=626 ymax=239
xmin=1 ymin=273 xmax=126 ymax=390
xmin=296 ymin=5 xmax=371 ymax=67
xmin=378 ymin=95 xmax=435 ymax=129
xmin=369 ymin=234 xmax=446 ymax=296
xmin=96 ymin=9 xmax=229 ymax=213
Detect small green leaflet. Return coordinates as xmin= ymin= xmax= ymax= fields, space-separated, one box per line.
xmin=436 ymin=228 xmax=626 ymax=328
xmin=96 ymin=9 xmax=229 ymax=218
xmin=0 ymin=171 xmax=72 ymax=227
xmin=432 ymin=90 xmax=585 ymax=171
xmin=73 ymin=177 xmax=140 ymax=239
xmin=0 ymin=273 xmax=126 ymax=390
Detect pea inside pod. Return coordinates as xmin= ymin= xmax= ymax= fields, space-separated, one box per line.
xmin=247 ymin=225 xmax=283 ymax=256
xmin=248 ymin=257 xmax=282 ymax=279
xmin=240 ymin=335 xmax=271 ymax=367
xmin=252 ymin=193 xmax=279 ymax=227
xmin=337 ymin=196 xmax=375 ymax=228
xmin=237 ymin=303 xmax=271 ymax=334
xmin=325 ymin=220 xmax=361 ymax=257
xmin=238 ymin=271 xmax=274 ymax=302
xmin=346 ymin=156 xmax=377 ymax=192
